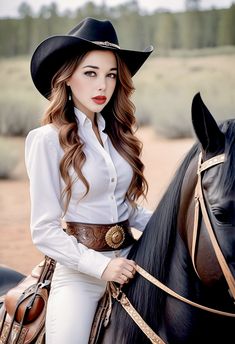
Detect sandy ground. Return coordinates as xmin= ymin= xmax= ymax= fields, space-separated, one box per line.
xmin=0 ymin=127 xmax=193 ymax=275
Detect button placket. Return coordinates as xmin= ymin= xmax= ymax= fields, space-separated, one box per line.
xmin=82 ymin=119 xmax=119 ymax=223
xmin=69 ymin=108 xmax=133 ymax=227
xmin=105 ymin=144 xmax=119 ymax=222
xmin=93 ymin=133 xmax=118 ymax=222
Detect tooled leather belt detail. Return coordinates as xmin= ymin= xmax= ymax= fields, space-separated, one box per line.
xmin=65 ymin=220 xmax=136 ymax=251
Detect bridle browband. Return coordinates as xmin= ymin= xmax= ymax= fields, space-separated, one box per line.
xmin=192 ymin=152 xmax=235 ymax=301
xmin=109 ymin=152 xmax=235 ymax=344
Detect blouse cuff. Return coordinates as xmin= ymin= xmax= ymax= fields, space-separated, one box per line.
xmin=77 ymin=249 xmax=112 ymax=279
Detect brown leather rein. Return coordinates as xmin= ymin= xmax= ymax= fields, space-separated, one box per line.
xmin=109 ymin=152 xmax=235 ymax=344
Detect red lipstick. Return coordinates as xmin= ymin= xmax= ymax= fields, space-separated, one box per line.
xmin=92 ymin=96 xmax=107 ymax=105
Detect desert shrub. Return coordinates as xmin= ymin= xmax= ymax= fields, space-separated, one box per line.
xmin=1 ymin=53 xmax=235 ymax=139
xmin=0 ymin=93 xmax=44 ymax=136
xmin=133 ymin=53 xmax=235 ymax=138
xmin=0 ymin=57 xmax=46 ymax=136
xmin=0 ymin=138 xmax=19 ymax=179
xmin=164 ymin=46 xmax=235 ymax=58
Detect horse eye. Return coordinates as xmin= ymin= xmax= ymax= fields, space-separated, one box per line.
xmin=212 ymin=208 xmax=232 ymax=225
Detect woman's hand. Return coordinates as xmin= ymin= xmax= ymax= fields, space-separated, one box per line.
xmin=101 ymin=257 xmax=136 ymax=284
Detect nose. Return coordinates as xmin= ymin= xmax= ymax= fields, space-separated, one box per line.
xmin=97 ymin=76 xmax=106 ymax=91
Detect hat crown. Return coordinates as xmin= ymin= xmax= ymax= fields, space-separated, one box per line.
xmin=68 ymin=17 xmax=119 ymax=46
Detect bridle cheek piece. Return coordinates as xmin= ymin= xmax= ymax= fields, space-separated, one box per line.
xmin=192 ymin=152 xmax=235 ymax=302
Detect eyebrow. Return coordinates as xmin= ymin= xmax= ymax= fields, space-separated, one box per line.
xmin=82 ymin=65 xmax=117 ymax=71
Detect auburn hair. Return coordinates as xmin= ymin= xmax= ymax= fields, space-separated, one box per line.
xmin=42 ymin=50 xmax=148 ymax=212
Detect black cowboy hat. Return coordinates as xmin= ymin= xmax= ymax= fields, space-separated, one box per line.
xmin=30 ymin=17 xmax=154 ymax=98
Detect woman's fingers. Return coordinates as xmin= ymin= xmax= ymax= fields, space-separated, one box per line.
xmin=122 ymin=268 xmax=134 ymax=279
xmin=101 ymin=257 xmax=137 ymax=283
xmin=116 ymin=273 xmax=129 ymax=285
xmin=126 ymin=259 xmax=136 ymax=269
xmin=123 ymin=259 xmax=137 ymax=279
xmin=118 ymin=259 xmax=137 ymax=283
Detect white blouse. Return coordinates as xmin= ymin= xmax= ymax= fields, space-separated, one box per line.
xmin=25 ymin=108 xmax=152 ymax=278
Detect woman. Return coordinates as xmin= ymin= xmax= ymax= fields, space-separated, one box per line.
xmin=26 ymin=17 xmax=154 ymax=343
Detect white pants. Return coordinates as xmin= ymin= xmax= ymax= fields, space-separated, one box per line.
xmin=45 ymin=247 xmax=132 ymax=344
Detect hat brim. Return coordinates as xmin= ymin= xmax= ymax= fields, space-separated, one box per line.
xmin=30 ymin=35 xmax=154 ymax=98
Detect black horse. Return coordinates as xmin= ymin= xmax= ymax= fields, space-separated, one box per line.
xmin=0 ymin=266 xmax=24 ymax=297
xmin=101 ymin=93 xmax=235 ymax=343
xmin=1 ymin=93 xmax=234 ymax=343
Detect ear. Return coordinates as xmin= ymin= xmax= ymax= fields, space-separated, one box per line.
xmin=191 ymin=93 xmax=225 ymax=153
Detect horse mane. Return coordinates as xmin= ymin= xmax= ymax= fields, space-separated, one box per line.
xmin=112 ymin=142 xmax=200 ymax=342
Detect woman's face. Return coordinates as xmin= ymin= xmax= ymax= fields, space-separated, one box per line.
xmin=67 ymin=50 xmax=117 ymax=118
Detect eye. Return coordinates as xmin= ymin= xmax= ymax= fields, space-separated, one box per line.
xmin=212 ymin=207 xmax=233 ymax=225
xmin=84 ymin=71 xmax=96 ymax=77
xmin=107 ymin=73 xmax=117 ymax=79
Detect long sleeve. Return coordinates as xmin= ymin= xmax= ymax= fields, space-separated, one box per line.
xmin=128 ymin=203 xmax=153 ymax=232
xmin=25 ymin=126 xmax=111 ymax=279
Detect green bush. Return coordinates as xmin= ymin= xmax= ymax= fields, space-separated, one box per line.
xmin=0 ymin=92 xmax=44 ymax=136
xmin=0 ymin=57 xmax=45 ymax=136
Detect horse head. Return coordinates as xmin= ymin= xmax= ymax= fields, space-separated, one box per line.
xmin=179 ymin=92 xmax=235 ymax=296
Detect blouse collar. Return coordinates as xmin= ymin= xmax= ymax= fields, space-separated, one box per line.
xmin=74 ymin=107 xmax=105 ymax=132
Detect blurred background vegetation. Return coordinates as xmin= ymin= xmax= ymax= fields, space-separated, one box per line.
xmin=0 ymin=0 xmax=235 ymax=178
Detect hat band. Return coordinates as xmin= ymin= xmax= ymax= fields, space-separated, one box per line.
xmin=92 ymin=41 xmax=120 ymax=49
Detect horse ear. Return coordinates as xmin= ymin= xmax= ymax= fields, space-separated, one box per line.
xmin=191 ymin=92 xmax=225 ymax=153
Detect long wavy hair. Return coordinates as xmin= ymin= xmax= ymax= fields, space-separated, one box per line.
xmin=42 ymin=50 xmax=148 ymax=212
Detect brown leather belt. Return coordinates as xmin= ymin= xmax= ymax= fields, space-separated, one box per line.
xmin=65 ymin=220 xmax=136 ymax=251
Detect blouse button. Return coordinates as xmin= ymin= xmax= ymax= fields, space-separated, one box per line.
xmin=111 ymin=178 xmax=115 ymax=183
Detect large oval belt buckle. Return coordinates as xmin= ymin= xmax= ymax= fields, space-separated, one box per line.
xmin=105 ymin=225 xmax=125 ymax=249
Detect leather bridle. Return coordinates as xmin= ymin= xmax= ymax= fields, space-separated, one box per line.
xmin=192 ymin=152 xmax=235 ymax=301
xmin=109 ymin=152 xmax=235 ymax=344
